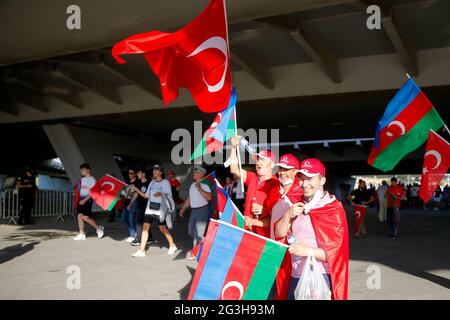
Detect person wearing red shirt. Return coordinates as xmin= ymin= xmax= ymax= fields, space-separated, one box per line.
xmin=386 ymin=177 xmax=405 ymax=240
xmin=270 ymin=154 xmax=303 ymax=300
xmin=229 ymin=136 xmax=280 ymax=238
xmin=167 ymin=170 xmax=183 ymax=205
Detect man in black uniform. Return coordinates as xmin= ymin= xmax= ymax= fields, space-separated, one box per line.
xmin=16 ymin=167 xmax=37 ymax=225
xmin=347 ymin=179 xmax=375 ymax=237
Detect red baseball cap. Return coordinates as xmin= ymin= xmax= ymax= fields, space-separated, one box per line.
xmin=275 ymin=154 xmax=300 ymax=170
xmin=252 ymin=150 xmax=276 ymax=162
xmin=167 ymin=170 xmax=176 ymax=176
xmin=298 ymin=158 xmax=326 ymax=177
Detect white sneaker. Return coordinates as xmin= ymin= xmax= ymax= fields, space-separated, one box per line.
xmin=132 ymin=250 xmax=146 ymax=257
xmin=125 ymin=237 xmax=135 ymax=243
xmin=168 ymin=245 xmax=178 ymax=255
xmin=73 ymin=233 xmax=86 ymax=241
xmin=96 ymin=226 xmax=104 ymax=239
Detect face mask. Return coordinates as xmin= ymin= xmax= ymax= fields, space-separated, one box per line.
xmin=280 ymin=178 xmax=294 ymax=186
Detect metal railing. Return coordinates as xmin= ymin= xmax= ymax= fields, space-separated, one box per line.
xmin=0 ymin=189 xmax=103 ymax=224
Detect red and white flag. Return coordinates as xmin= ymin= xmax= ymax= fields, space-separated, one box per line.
xmin=112 ymin=0 xmax=232 ymax=113
xmin=419 ymin=130 xmax=450 ymax=202
xmin=353 ymin=204 xmax=367 ymax=235
xmin=91 ymin=175 xmax=128 ymax=211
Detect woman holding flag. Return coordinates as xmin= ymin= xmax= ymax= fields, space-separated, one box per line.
xmin=130 ymin=164 xmax=177 ymax=257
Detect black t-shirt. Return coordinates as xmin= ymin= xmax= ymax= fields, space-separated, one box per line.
xmin=18 ymin=175 xmax=36 ymax=198
xmin=137 ymin=180 xmax=150 ymax=209
xmin=351 ymin=188 xmax=373 ymax=205
xmin=434 ymin=188 xmax=442 ymax=197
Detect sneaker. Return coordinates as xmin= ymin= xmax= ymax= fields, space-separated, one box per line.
xmin=125 ymin=237 xmax=135 ymax=243
xmin=96 ymin=226 xmax=104 ymax=239
xmin=73 ymin=233 xmax=86 ymax=241
xmin=132 ymin=250 xmax=146 ymax=257
xmin=187 ymin=254 xmax=196 ymax=261
xmin=130 ymin=239 xmax=140 ymax=246
xmin=147 ymin=238 xmax=156 ymax=244
xmin=168 ymin=245 xmax=178 ymax=255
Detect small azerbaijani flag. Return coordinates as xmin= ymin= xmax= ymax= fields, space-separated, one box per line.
xmin=368 ymin=78 xmax=444 ymax=171
xmin=188 ymin=219 xmax=288 ymax=300
xmin=200 ymin=171 xmax=218 ymax=219
xmin=190 ymin=87 xmax=237 ymax=161
xmin=215 ymin=180 xmax=245 ymax=228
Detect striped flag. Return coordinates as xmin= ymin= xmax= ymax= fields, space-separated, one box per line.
xmin=368 ymin=78 xmax=444 ymax=171
xmin=215 ymin=181 xmax=245 ymax=228
xmin=188 ymin=219 xmax=288 ymax=300
xmin=200 ymin=171 xmax=218 ymax=219
xmin=190 ymin=87 xmax=237 ymax=161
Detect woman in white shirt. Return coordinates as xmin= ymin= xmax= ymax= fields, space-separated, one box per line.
xmin=131 ymin=164 xmax=177 ymax=257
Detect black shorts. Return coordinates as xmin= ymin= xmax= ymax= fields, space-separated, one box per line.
xmin=136 ymin=206 xmax=146 ymax=224
xmin=143 ymin=214 xmax=166 ymax=226
xmin=77 ymin=198 xmax=93 ymax=217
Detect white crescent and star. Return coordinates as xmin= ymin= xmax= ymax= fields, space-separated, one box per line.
xmin=386 ymin=120 xmax=406 ymax=137
xmin=187 ymin=36 xmax=228 ymax=93
xmin=354 ymin=211 xmax=361 ymax=220
xmin=101 ymin=181 xmax=115 ymax=192
xmin=424 ymin=150 xmax=442 ymax=169
xmin=221 ymin=281 xmax=244 ymax=300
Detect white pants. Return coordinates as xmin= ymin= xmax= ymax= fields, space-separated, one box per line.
xmin=379 ymin=198 xmax=388 ymax=222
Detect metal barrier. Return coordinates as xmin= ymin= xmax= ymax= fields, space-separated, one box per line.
xmin=0 ymin=189 xmax=103 ymax=224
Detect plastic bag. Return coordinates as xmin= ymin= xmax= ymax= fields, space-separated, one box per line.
xmin=294 ymin=249 xmax=332 ymax=300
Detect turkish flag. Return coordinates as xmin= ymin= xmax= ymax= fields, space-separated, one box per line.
xmin=112 ymin=0 xmax=232 ymax=113
xmin=91 ymin=175 xmax=128 ymax=211
xmin=419 ymin=130 xmax=450 ymax=202
xmin=352 ymin=204 xmax=367 ymax=236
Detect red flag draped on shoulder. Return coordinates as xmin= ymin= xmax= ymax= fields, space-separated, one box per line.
xmin=418 ymin=130 xmax=450 ymax=202
xmin=309 ymin=197 xmax=349 ymax=300
xmin=112 ymin=0 xmax=232 ymax=113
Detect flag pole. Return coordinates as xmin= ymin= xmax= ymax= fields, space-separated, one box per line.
xmin=233 ymin=107 xmax=245 ymax=193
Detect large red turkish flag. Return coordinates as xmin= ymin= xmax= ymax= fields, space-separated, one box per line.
xmin=419 ymin=130 xmax=450 ymax=202
xmin=112 ymin=0 xmax=232 ymax=113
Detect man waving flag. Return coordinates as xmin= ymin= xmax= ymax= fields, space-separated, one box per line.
xmin=368 ymin=78 xmax=444 ymax=171
xmin=112 ymin=0 xmax=232 ymax=113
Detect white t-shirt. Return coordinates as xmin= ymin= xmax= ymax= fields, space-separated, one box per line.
xmin=80 ymin=176 xmax=96 ymax=198
xmin=189 ymin=182 xmax=211 ymax=209
xmin=145 ymin=179 xmax=172 ymax=215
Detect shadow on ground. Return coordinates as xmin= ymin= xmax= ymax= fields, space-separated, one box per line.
xmin=347 ymin=206 xmax=450 ymax=290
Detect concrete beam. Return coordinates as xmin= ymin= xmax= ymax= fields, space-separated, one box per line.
xmin=230 ymin=43 xmax=274 ymax=89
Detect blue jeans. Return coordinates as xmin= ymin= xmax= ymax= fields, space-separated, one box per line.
xmin=386 ymin=207 xmax=400 ymax=236
xmin=287 ymin=274 xmax=332 ymax=300
xmin=121 ymin=201 xmax=138 ymax=238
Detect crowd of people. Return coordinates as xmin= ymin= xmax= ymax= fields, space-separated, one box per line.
xmin=70 ymin=134 xmax=349 ymax=300
xmin=67 ymin=137 xmax=450 ymax=301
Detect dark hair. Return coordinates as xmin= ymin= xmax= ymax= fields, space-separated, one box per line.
xmin=138 ymin=168 xmax=148 ymax=177
xmin=79 ymin=163 xmax=90 ymax=170
xmin=391 ymin=177 xmax=398 ymax=182
xmin=128 ymin=167 xmax=137 ymax=173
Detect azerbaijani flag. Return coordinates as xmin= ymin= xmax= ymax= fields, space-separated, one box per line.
xmin=188 ymin=219 xmax=288 ymax=300
xmin=91 ymin=175 xmax=128 ymax=211
xmin=200 ymin=171 xmax=218 ymax=219
xmin=215 ymin=181 xmax=245 ymax=228
xmin=190 ymin=87 xmax=237 ymax=161
xmin=368 ymin=78 xmax=445 ymax=171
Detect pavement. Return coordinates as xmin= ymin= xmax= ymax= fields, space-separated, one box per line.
xmin=1 ymin=207 xmax=450 ymax=300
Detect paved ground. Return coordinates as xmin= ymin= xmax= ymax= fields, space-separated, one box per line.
xmin=1 ymin=207 xmax=450 ymax=300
